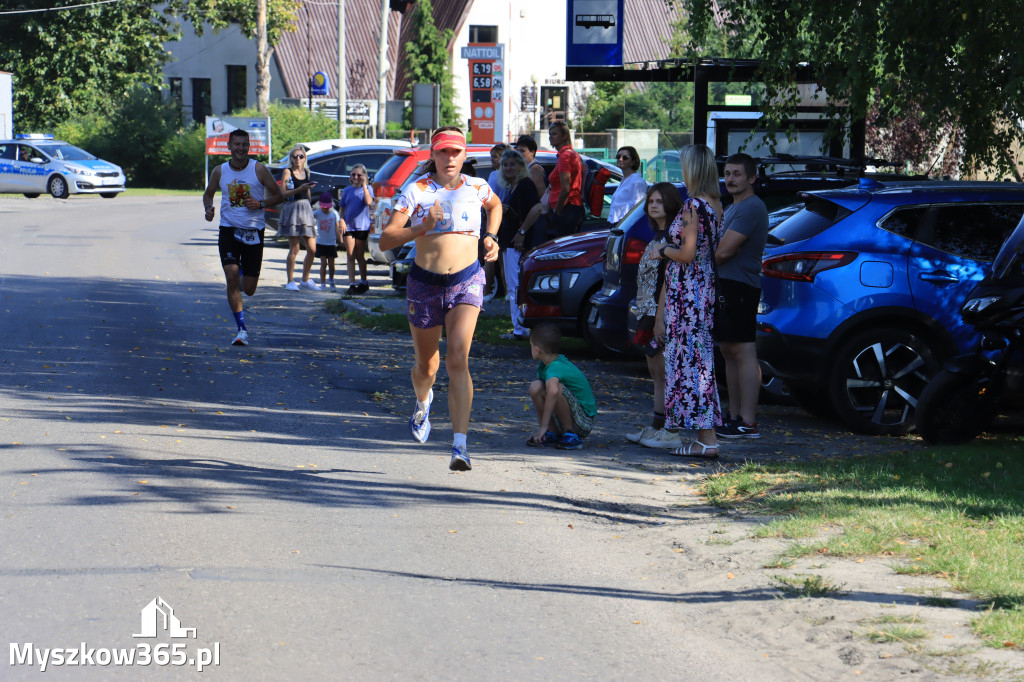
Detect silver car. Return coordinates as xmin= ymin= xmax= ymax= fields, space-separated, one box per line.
xmin=0 ymin=134 xmax=126 ymax=199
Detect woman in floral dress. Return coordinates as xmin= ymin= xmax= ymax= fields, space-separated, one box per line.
xmin=653 ymin=144 xmax=724 ymax=458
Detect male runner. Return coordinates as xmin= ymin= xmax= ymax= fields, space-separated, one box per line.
xmin=202 ymin=129 xmax=313 ymax=345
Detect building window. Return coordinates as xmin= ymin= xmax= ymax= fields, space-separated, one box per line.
xmin=168 ymin=77 xmax=182 ymax=103
xmin=191 ymin=78 xmax=211 ymax=123
xmin=468 ymin=25 xmax=498 ymax=43
xmin=226 ymin=65 xmax=247 ymax=113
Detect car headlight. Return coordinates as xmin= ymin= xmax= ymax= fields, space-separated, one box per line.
xmin=69 ymin=167 xmax=95 ymax=176
xmin=962 ymin=296 xmax=1001 ymax=313
xmin=529 ymin=272 xmax=578 ymax=293
xmin=533 ymin=250 xmax=586 ymax=261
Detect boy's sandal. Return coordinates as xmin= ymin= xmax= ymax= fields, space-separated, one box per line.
xmin=526 ymin=431 xmax=559 ymax=447
xmin=672 ymin=441 xmax=720 ymax=459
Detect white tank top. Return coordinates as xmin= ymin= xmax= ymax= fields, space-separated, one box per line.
xmin=393 ymin=174 xmax=493 ymax=236
xmin=219 ymin=159 xmax=265 ymax=230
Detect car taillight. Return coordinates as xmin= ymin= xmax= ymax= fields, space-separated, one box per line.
xmin=622 ymin=237 xmax=648 ymax=265
xmin=762 ymin=252 xmax=856 ymax=282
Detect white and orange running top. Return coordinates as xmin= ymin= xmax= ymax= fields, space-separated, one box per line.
xmin=393 ymin=174 xmax=494 ymax=237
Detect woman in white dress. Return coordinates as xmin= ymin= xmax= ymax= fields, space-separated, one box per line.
xmin=608 ymin=145 xmax=649 ymax=224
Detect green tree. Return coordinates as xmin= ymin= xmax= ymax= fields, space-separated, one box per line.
xmin=0 ymin=1 xmax=177 ymax=131
xmin=401 ymin=0 xmax=459 ymax=128
xmin=170 ymin=0 xmax=299 ymax=47
xmin=684 ymin=0 xmax=1024 ymax=175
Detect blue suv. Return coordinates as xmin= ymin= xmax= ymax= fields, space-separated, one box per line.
xmin=758 ymin=180 xmax=1024 ymax=435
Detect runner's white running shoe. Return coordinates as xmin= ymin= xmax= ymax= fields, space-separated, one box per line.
xmin=409 ymin=389 xmax=433 ymax=443
xmin=232 ymin=329 xmax=249 ymax=346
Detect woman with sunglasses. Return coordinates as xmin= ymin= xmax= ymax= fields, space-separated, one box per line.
xmin=379 ymin=127 xmax=502 ymax=472
xmin=608 ymin=146 xmax=649 ymax=224
xmin=279 ymin=145 xmax=320 ymax=291
xmin=339 ymin=163 xmax=374 ymax=294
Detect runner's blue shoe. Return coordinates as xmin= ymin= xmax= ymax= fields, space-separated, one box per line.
xmin=449 ymin=444 xmax=472 ymax=471
xmin=409 ymin=389 xmax=433 ymax=443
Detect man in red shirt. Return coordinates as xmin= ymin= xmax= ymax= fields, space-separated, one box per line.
xmin=546 ymin=121 xmax=584 ymax=237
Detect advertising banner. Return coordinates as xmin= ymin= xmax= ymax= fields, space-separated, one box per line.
xmin=205 ymin=117 xmax=271 ymax=156
xmin=566 ymin=0 xmax=624 ymax=68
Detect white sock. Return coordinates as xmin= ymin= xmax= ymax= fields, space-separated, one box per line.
xmin=453 ymin=433 xmax=467 ymax=450
xmin=416 ymin=389 xmax=432 ymax=413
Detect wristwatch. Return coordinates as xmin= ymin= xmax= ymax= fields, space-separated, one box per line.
xmin=484 ymin=233 xmax=498 ymax=242
xmin=659 ymin=245 xmax=669 ymax=258
xmin=518 ymin=229 xmax=527 ymax=235
xmin=259 ymin=199 xmax=265 ymax=209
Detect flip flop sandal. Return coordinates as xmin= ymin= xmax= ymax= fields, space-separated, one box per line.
xmin=526 ymin=431 xmax=559 ymax=447
xmin=672 ymin=441 xmax=720 ymax=459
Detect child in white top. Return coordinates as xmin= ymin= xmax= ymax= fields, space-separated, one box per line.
xmin=313 ymin=192 xmax=343 ymax=290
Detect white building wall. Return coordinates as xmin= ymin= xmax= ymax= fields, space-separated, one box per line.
xmin=451 ymin=1 xmax=574 ymax=143
xmin=163 ymin=17 xmax=286 ymax=121
xmin=0 ymin=72 xmax=12 ymax=138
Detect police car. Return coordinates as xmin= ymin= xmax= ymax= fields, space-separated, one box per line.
xmin=0 ymin=134 xmax=126 ymax=198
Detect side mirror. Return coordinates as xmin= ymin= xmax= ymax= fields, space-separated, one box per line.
xmin=30 ymin=157 xmax=45 ymax=164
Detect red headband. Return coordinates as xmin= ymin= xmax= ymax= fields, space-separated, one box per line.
xmin=430 ymin=130 xmax=466 ymax=151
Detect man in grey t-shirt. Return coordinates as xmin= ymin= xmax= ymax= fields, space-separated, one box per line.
xmin=715 ymin=153 xmax=769 ymax=439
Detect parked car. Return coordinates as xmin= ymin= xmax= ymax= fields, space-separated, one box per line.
xmin=371 ymin=148 xmax=622 ymax=267
xmin=264 ymin=139 xmax=411 ymax=231
xmin=757 ymin=180 xmax=1024 ymax=435
xmin=586 ymin=158 xmax=890 ymax=357
xmin=0 ymin=134 xmax=125 ymax=198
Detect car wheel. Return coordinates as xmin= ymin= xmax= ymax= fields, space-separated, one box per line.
xmin=828 ymin=329 xmax=941 ymax=435
xmin=23 ymin=193 xmax=40 ymax=199
xmin=580 ymin=295 xmax=630 ymax=359
xmin=100 ymin=192 xmax=118 ymax=198
xmin=48 ymin=175 xmax=69 ymax=199
xmin=916 ymin=369 xmax=1000 ymax=444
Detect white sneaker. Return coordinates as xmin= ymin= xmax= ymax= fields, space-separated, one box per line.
xmin=300 ymin=279 xmax=321 ymax=291
xmin=626 ymin=425 xmax=657 ymax=444
xmin=329 ymin=280 xmax=336 ymax=291
xmin=231 ymin=329 xmax=249 ymax=346
xmin=284 ymin=281 xmax=300 ymax=291
xmin=640 ymin=428 xmax=684 ymax=449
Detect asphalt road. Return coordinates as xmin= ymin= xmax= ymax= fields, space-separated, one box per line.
xmin=0 ymin=195 xmax=851 ymax=680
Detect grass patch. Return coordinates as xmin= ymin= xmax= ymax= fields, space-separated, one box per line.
xmin=331 ymin=303 xmax=592 ymax=352
xmin=861 ymin=624 xmax=930 ymax=643
xmin=771 ymin=574 xmax=848 ymax=598
xmin=700 ymin=440 xmax=1024 ymax=647
xmin=762 ymin=557 xmax=795 ymax=569
xmin=121 ymin=187 xmax=200 ymax=197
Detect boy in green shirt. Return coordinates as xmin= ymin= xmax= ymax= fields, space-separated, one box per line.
xmin=527 ymin=323 xmax=597 ymax=450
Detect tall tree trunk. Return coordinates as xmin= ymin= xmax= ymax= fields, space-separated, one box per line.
xmin=256 ymin=0 xmax=270 ymax=114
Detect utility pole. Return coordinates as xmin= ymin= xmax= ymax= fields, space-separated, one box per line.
xmin=376 ymin=0 xmax=389 ymax=138
xmin=337 ymin=0 xmax=347 ymax=138
xmin=256 ymin=0 xmax=270 ymax=114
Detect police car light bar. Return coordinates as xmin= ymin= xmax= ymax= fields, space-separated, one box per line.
xmin=14 ymin=133 xmax=54 ymax=140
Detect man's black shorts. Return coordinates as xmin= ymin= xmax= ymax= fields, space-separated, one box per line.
xmin=714 ymin=278 xmax=760 ymax=343
xmin=345 ymin=230 xmax=370 ymax=241
xmin=218 ymin=226 xmax=265 ymax=278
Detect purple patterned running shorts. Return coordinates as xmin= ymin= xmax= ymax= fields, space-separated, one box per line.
xmin=406 ymin=262 xmax=485 ymax=329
